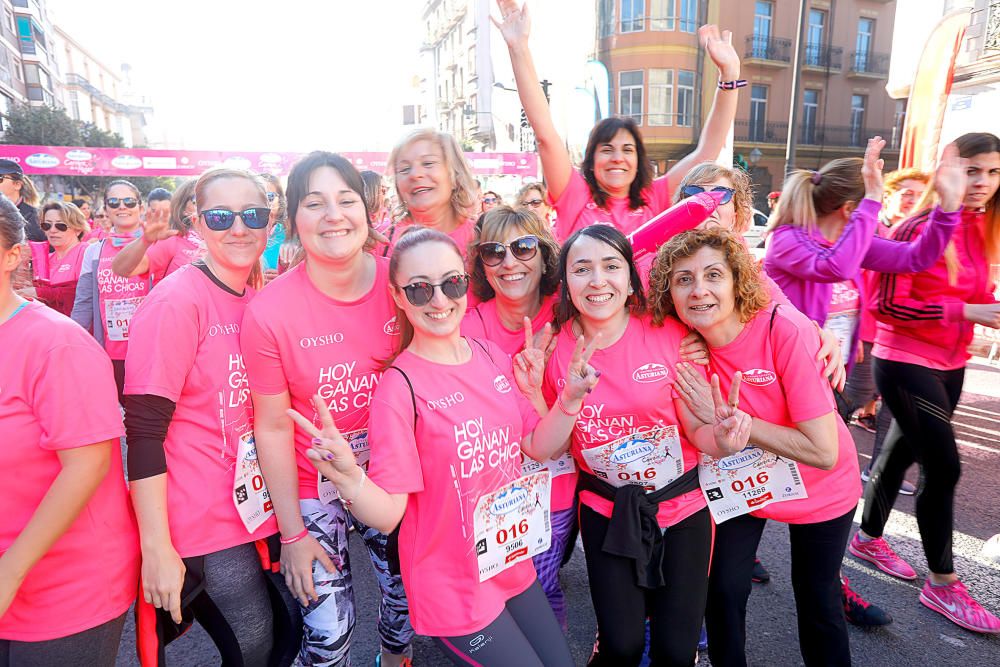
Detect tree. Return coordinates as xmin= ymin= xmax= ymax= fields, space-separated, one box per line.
xmin=1 ymin=103 xmax=80 ymax=146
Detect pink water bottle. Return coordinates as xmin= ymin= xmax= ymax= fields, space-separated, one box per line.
xmin=627 ymin=190 xmax=725 ymax=262
xmin=29 ymin=241 xmax=50 ymax=281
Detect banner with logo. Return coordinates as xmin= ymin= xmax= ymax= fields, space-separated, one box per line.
xmin=0 ymin=145 xmax=539 ymax=179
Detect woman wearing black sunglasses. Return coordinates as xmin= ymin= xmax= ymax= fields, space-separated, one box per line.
xmin=32 ymin=202 xmax=89 ymax=316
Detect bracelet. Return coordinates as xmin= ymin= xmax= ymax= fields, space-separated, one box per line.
xmin=556 ymin=394 xmax=584 ymax=417
xmin=718 ymin=79 xmax=747 ymax=90
xmin=340 ymin=467 xmax=367 ymax=508
xmin=279 ymin=528 xmax=308 ymax=545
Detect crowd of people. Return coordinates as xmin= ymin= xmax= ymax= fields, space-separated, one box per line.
xmin=2 ymin=3 xmax=999 ymax=666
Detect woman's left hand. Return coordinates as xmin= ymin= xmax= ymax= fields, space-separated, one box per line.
xmin=560 ymin=334 xmax=601 ymax=407
xmin=679 ymin=331 xmax=710 ymax=365
xmin=815 ymin=326 xmax=846 ymax=392
xmin=513 ymin=318 xmax=554 ymax=398
xmin=287 ymin=396 xmax=359 ymax=480
xmin=711 ymin=372 xmax=752 ymax=455
xmin=675 ymin=362 xmax=714 ymax=423
xmin=699 ymin=25 xmax=740 ymax=80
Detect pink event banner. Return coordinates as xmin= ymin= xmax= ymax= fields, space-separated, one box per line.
xmin=0 ymin=145 xmax=539 ymax=178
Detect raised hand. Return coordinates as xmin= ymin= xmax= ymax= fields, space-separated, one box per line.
xmin=699 ymin=25 xmax=740 ymax=80
xmin=560 ymin=334 xmax=601 ymax=406
xmin=141 ymin=206 xmax=178 ymax=245
xmin=513 ymin=317 xmax=554 ymax=397
xmin=711 ymin=372 xmax=752 ymax=455
xmin=933 ymin=142 xmax=967 ymax=212
xmin=287 ymin=396 xmax=359 ymax=479
xmin=492 ymin=0 xmax=530 ymax=47
xmin=674 ymin=361 xmax=713 ymax=424
xmin=861 ymin=136 xmax=887 ymax=201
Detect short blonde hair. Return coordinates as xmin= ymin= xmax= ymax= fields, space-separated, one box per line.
xmin=389 ymin=128 xmax=478 ymax=223
xmin=41 ymin=201 xmax=89 ymax=240
xmin=672 ymin=162 xmax=754 ymax=233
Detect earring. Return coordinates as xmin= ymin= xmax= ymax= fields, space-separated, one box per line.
xmin=628 ymin=286 xmax=634 ymax=295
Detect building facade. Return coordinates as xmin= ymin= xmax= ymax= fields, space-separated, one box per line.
xmin=0 ymin=0 xmax=60 ymax=129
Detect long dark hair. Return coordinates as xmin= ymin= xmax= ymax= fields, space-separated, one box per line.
xmin=581 ymin=117 xmax=652 ymax=210
xmin=552 ymin=224 xmax=646 ymax=332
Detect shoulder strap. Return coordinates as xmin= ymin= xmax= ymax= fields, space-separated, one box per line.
xmin=387 ymin=365 xmax=417 ymax=425
xmin=768 ymin=304 xmax=780 ymax=333
xmin=381 ymin=224 xmax=397 ymax=258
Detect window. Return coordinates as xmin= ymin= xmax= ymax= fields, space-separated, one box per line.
xmin=621 ymin=0 xmax=644 ymax=33
xmin=891 ymin=100 xmax=906 ymax=148
xmin=806 ymin=9 xmax=826 ymax=66
xmin=467 ymin=47 xmax=475 ymax=77
xmin=802 ymin=89 xmax=819 ymax=143
xmin=13 ymin=57 xmax=21 ymax=82
xmin=677 ymin=69 xmax=695 ymax=127
xmin=678 ymin=0 xmax=698 ymax=33
xmin=850 ymin=94 xmax=866 ymax=146
xmin=651 ymin=0 xmax=675 ymax=31
xmin=619 ymin=70 xmax=644 ymax=124
xmin=4 ymin=9 xmax=13 ymax=35
xmin=752 ymin=1 xmax=773 ymax=58
xmin=15 ymin=16 xmax=33 ymax=54
xmin=69 ymin=89 xmax=80 ymax=120
xmin=648 ymin=68 xmax=674 ymax=125
xmin=855 ymin=18 xmax=874 ymax=71
xmin=749 ymin=84 xmax=768 ymax=141
xmin=599 ymin=0 xmax=616 ymax=37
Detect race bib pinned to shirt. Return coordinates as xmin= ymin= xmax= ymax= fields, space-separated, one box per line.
xmin=233 ymin=432 xmax=274 ymax=533
xmin=521 ymin=450 xmax=575 ymax=480
xmin=318 ymin=429 xmax=371 ymax=504
xmin=698 ymin=446 xmax=808 ymax=523
xmin=104 ymin=296 xmax=144 ymax=341
xmin=474 ymin=471 xmax=551 ymax=582
xmin=581 ymin=425 xmax=684 ymax=491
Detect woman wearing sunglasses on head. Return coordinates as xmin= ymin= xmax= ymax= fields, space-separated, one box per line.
xmin=242 ymin=152 xmax=416 ymax=667
xmin=0 ymin=197 xmax=139 ymax=667
xmin=71 ymin=180 xmax=153 ymax=401
xmin=33 ymin=202 xmax=90 ymax=316
xmin=495 ymin=0 xmax=740 ymax=243
xmin=288 ymin=227 xmax=599 ymax=667
xmin=123 ymin=168 xmax=298 ymax=666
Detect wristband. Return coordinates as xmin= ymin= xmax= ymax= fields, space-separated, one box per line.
xmin=556 ymin=394 xmax=584 ymax=417
xmin=718 ymin=79 xmax=747 ymax=90
xmin=279 ymin=528 xmax=308 ymax=545
xmin=340 ymin=467 xmax=367 ymax=508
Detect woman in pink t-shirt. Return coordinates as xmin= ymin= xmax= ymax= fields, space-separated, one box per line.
xmin=495 ymin=0 xmax=741 ymax=242
xmin=650 ymin=228 xmax=862 ymax=666
xmin=124 ymin=168 xmax=297 ymax=665
xmin=289 ymin=228 xmax=607 ymax=667
xmin=33 ymin=201 xmax=89 ymax=316
xmin=243 ymin=152 xmax=415 ymax=667
xmin=0 ymin=196 xmax=139 ymax=665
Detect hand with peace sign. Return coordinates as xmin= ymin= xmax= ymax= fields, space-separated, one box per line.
xmin=287 ymin=395 xmax=361 ymax=483
xmin=513 ymin=317 xmax=554 ymax=399
xmin=709 ymin=372 xmax=752 ymax=456
xmin=559 ymin=334 xmax=602 ymax=412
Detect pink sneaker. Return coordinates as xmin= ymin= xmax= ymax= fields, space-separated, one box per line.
xmin=920 ymin=579 xmax=1000 ymax=634
xmin=848 ymin=533 xmax=918 ymax=580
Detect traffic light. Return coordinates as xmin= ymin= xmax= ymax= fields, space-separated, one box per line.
xmin=734 ymin=153 xmax=750 ymax=173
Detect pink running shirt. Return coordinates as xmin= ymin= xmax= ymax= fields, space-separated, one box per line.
xmin=48 ymin=242 xmax=87 ymax=286
xmin=241 ymin=258 xmax=399 ymax=500
xmin=124 ymin=265 xmax=277 ymax=557
xmin=551 ymin=170 xmax=673 ymax=242
xmin=367 ymin=339 xmax=540 ymax=636
xmin=0 ymin=302 xmax=139 ymax=641
xmin=96 ymin=236 xmax=152 ymax=360
xmin=145 ymin=232 xmax=206 ymax=281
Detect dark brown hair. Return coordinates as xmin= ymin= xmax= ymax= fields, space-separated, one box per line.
xmin=581 ymin=116 xmax=652 ymax=210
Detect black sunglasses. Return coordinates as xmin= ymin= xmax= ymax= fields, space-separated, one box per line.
xmin=40 ymin=222 xmax=69 ymax=232
xmin=522 ymin=198 xmax=544 ymax=208
xmin=400 ymin=274 xmax=470 ymax=306
xmin=680 ymin=185 xmax=735 ymax=205
xmin=200 ymin=207 xmax=271 ymax=231
xmin=477 ymin=235 xmax=540 ymax=267
xmin=106 ymin=197 xmax=139 ymax=209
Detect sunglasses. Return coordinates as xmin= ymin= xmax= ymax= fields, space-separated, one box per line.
xmin=200 ymin=207 xmax=271 ymax=231
xmin=94 ymin=213 xmax=108 ymax=219
xmin=522 ymin=198 xmax=544 ymax=208
xmin=680 ymin=185 xmax=735 ymax=205
xmin=482 ymin=196 xmax=498 ymax=204
xmin=477 ymin=235 xmax=539 ymax=267
xmin=0 ymin=175 xmax=20 ymax=183
xmin=40 ymin=222 xmax=69 ymax=232
xmin=399 ymin=274 xmax=470 ymax=306
xmin=106 ymin=197 xmax=139 ymax=209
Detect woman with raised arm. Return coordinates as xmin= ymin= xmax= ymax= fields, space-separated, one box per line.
xmin=495 ymin=0 xmax=741 ymax=241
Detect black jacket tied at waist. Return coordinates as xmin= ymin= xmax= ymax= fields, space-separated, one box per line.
xmin=577 ymin=467 xmax=701 ymax=588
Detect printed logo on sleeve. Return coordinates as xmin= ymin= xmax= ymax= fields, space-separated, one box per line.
xmin=632 ymin=362 xmax=669 ymax=384
xmin=383 ymin=316 xmax=400 ymax=336
xmin=493 ymin=374 xmax=512 ymax=394
xmin=741 ymin=369 xmax=776 ymax=387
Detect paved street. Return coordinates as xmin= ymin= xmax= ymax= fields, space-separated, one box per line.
xmin=115 ymin=359 xmax=1000 ymax=666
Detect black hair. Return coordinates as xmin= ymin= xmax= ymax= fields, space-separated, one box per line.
xmin=104 ymin=179 xmax=141 ymax=200
xmin=147 ymin=187 xmax=172 ymax=204
xmin=581 ymin=116 xmax=652 ymax=211
xmin=286 ymin=152 xmax=372 ymax=242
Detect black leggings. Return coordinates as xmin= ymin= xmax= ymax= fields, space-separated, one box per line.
xmin=112 ymin=358 xmax=126 ymax=404
xmin=0 ymin=612 xmax=125 ymax=667
xmin=862 ymin=358 xmax=965 ymax=574
xmin=706 ymin=509 xmax=854 ymax=667
xmin=432 ymin=580 xmax=572 ymax=667
xmin=581 ymin=505 xmax=712 ymax=667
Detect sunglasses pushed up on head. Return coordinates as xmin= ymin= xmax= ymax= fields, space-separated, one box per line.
xmin=399 ymin=274 xmax=470 ymax=306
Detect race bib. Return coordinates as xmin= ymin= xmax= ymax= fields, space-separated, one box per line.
xmin=104 ymin=296 xmax=144 ymax=341
xmin=318 ymin=429 xmax=371 ymax=504
xmin=581 ymin=425 xmax=684 ymax=491
xmin=698 ymin=446 xmax=808 ymax=523
xmin=521 ymin=450 xmax=575 ymax=480
xmin=233 ymin=432 xmax=274 ymax=533
xmin=823 ymin=310 xmax=858 ymax=363
xmin=474 ymin=471 xmax=551 ymax=582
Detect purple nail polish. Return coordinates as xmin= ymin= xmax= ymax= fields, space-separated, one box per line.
xmin=325 ymin=452 xmax=335 ymax=461
xmin=595 ymin=370 xmax=602 ymax=378
xmin=312 ymin=437 xmax=323 ymax=447
xmin=586 ymin=387 xmax=593 ymax=394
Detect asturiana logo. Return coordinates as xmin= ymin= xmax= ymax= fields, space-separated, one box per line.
xmin=383 ymin=316 xmax=400 ymax=336
xmin=111 ymin=155 xmax=142 ymax=170
xmin=493 ymin=374 xmax=512 ymax=394
xmin=65 ymin=149 xmax=93 ymax=161
xmin=632 ymin=362 xmax=669 ymax=384
xmin=719 ymin=446 xmax=764 ymax=470
xmin=742 ymin=369 xmax=776 ymax=387
xmin=609 ymin=437 xmax=655 ymax=464
xmin=25 ymin=153 xmax=59 ymax=168
xmin=489 ymin=485 xmax=528 ymax=515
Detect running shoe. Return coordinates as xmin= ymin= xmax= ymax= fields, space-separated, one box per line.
xmin=919 ymin=579 xmax=1000 ymax=634
xmin=842 ymin=577 xmax=892 ymax=627
xmin=854 ymin=414 xmax=877 ymax=434
xmin=860 ymin=466 xmax=916 ymax=496
xmin=374 ymin=653 xmax=413 ymax=667
xmin=752 ymin=558 xmax=770 ymax=583
xmin=848 ymin=533 xmax=918 ymax=580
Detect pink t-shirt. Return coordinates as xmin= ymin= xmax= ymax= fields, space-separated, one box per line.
xmin=97 ymin=236 xmax=152 ymax=360
xmin=708 ymin=305 xmax=861 ymax=524
xmin=367 ymin=339 xmax=540 ymax=636
xmin=84 ymin=227 xmax=108 ymax=242
xmin=377 ymin=218 xmax=477 ymax=259
xmin=48 ymin=242 xmax=87 ymax=286
xmin=124 ymin=265 xmax=277 ymax=557
xmin=824 ymin=279 xmax=861 ymax=362
xmin=552 ymin=169 xmax=673 ymax=242
xmin=0 ymin=302 xmax=139 ymax=641
xmin=241 ymin=258 xmax=399 ymax=500
xmin=544 ymin=314 xmax=706 ymax=528
xmin=146 ymin=233 xmax=205 ymax=281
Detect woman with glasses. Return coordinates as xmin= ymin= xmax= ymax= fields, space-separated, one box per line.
xmin=124 ymin=168 xmax=298 ymax=666
xmin=288 ymin=226 xmax=590 ymax=667
xmin=71 ymin=180 xmax=153 ymax=401
xmin=33 ymin=202 xmax=90 ymax=316
xmin=260 ymin=173 xmax=288 ymax=282
xmin=516 ymin=182 xmax=552 ymax=225
xmin=481 ymin=190 xmax=502 ymax=214
xmin=495 ymin=0 xmax=740 ymax=242
xmin=243 ymin=152 xmax=415 ymax=667
xmin=86 ymin=205 xmax=111 ymax=240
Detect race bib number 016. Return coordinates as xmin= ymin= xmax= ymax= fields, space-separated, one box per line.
xmin=105 ymin=296 xmax=144 ymax=341
xmin=474 ymin=471 xmax=551 ymax=582
xmin=521 ymin=450 xmax=575 ymax=480
xmin=698 ymin=446 xmax=807 ymax=523
xmin=581 ymin=425 xmax=684 ymax=491
xmin=233 ymin=432 xmax=274 ymax=533
xmin=319 ymin=429 xmax=371 ymax=505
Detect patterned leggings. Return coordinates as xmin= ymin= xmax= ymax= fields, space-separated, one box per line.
xmin=297 ymin=498 xmax=414 ymax=667
xmin=530 ymin=505 xmax=577 ymax=631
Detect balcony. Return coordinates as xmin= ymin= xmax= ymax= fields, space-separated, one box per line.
xmin=744 ymin=35 xmax=792 ymax=67
xmin=65 ymin=72 xmax=129 ymax=113
xmin=802 ymin=44 xmax=843 ymax=71
xmin=848 ymin=51 xmax=890 ymax=78
xmin=735 ymin=120 xmax=894 ymax=149
xmin=735 ymin=120 xmax=788 ymax=144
